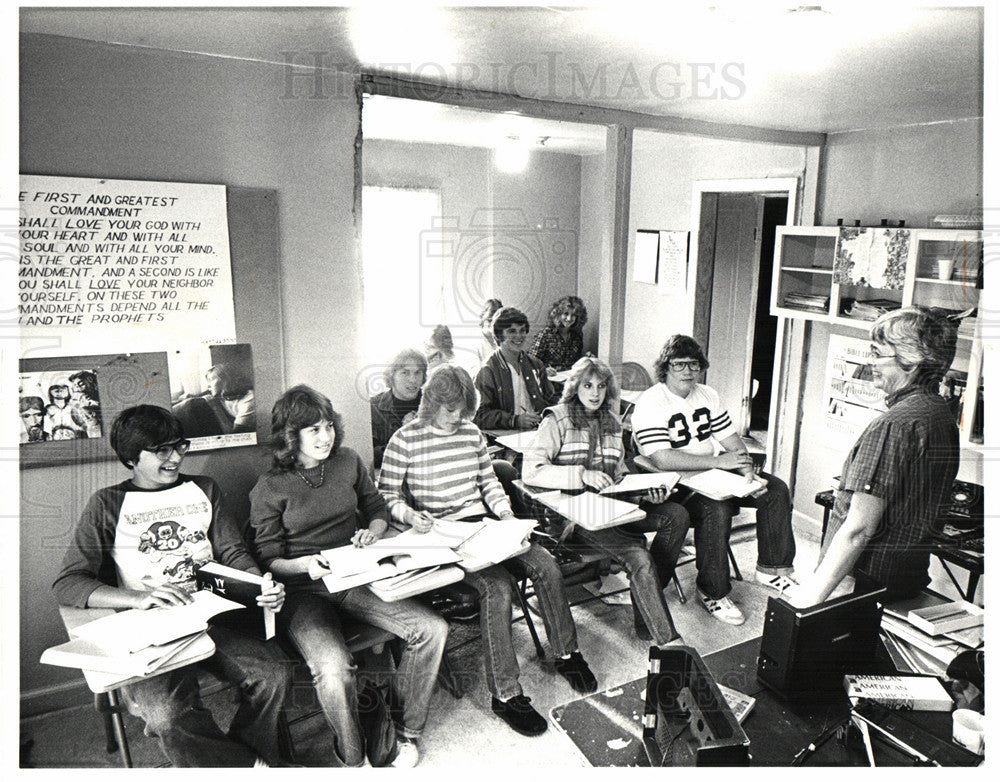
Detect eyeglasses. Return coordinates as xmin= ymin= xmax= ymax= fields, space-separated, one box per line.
xmin=868 ymin=349 xmax=898 ymax=363
xmin=145 ymin=439 xmax=191 ymax=460
xmin=668 ymin=360 xmax=702 ymax=372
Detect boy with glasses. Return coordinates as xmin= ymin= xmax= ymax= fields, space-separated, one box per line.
xmin=632 ymin=335 xmax=797 ymax=626
xmin=52 ymin=405 xmax=293 ymax=767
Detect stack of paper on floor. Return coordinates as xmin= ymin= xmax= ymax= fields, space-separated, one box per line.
xmin=880 ymin=593 xmax=979 ymax=676
xmin=598 ymin=471 xmax=680 ymax=496
xmin=320 ymin=531 xmax=461 ymax=593
xmin=679 ymin=469 xmax=765 ymax=501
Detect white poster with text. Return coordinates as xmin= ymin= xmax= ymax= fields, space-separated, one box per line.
xmin=19 ymin=175 xmax=236 ymax=358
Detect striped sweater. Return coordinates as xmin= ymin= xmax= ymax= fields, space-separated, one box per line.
xmin=378 ymin=418 xmax=513 ymax=521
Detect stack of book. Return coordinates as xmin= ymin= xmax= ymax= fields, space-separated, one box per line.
xmin=879 ymin=593 xmax=983 ymax=676
xmin=782 ymin=292 xmax=829 ymax=313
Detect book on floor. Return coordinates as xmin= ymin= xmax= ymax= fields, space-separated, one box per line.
xmin=679 ymin=469 xmax=765 ymax=501
xmin=844 ymin=674 xmax=954 ymax=712
xmin=195 ymin=561 xmax=276 ymax=640
xmin=715 ymin=683 xmax=756 ymax=723
xmin=71 ymin=590 xmax=243 ymax=655
xmin=906 ymin=600 xmax=983 ymax=636
xmin=41 ymin=630 xmax=208 ymax=678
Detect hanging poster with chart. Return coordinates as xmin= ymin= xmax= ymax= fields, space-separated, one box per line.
xmin=18 ymin=174 xmax=236 ymax=359
xmin=823 ymin=334 xmax=887 ymax=452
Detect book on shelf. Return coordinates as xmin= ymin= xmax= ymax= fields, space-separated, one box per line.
xmin=71 ymin=590 xmax=243 ymax=655
xmin=678 ymin=469 xmax=765 ymax=501
xmin=598 ymin=471 xmax=680 ymax=496
xmin=320 ymin=531 xmax=461 ymax=593
xmin=842 ymin=298 xmax=901 ymax=321
xmin=195 ymin=561 xmax=276 ymax=640
xmin=782 ymin=292 xmax=829 ymax=312
xmin=41 ymin=629 xmax=208 ymax=678
xmin=844 ymin=674 xmax=953 ymax=712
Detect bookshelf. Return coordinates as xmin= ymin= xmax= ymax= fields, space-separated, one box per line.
xmin=771 ymin=226 xmax=984 ymax=450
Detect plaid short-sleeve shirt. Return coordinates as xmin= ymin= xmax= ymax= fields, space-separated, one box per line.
xmin=829 ymin=384 xmax=959 ymax=598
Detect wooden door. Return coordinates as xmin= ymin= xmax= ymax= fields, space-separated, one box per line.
xmin=704 ymin=193 xmax=765 ymax=435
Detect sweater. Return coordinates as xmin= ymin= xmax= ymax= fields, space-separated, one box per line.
xmin=378 ymin=418 xmax=513 ymax=521
xmin=521 ymin=404 xmax=625 ymax=490
xmin=249 ymin=447 xmax=389 ymax=584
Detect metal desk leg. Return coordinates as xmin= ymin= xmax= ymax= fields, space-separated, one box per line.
xmin=513 ymin=576 xmax=546 ymax=659
xmin=104 ymin=689 xmax=133 ymax=767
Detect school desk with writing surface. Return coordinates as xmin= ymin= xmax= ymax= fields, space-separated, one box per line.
xmin=54 ymin=605 xmax=217 ymax=767
xmin=54 ymin=602 xmax=410 ymax=766
xmin=549 ymin=636 xmax=974 ymax=767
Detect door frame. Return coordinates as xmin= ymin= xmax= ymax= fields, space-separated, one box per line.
xmin=689 ymin=178 xmax=798 ymax=467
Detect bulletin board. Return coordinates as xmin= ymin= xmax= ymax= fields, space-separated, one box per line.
xmin=18 ymin=185 xmax=284 ymax=468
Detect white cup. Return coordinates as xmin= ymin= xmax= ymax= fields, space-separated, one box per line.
xmin=937 ymin=258 xmax=956 ymax=280
xmin=952 ymin=708 xmax=984 ymax=755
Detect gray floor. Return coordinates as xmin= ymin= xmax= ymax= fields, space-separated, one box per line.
xmin=22 ymin=514 xmax=827 ymax=768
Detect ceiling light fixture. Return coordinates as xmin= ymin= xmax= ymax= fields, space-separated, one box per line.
xmin=494 ymin=136 xmax=530 ymax=173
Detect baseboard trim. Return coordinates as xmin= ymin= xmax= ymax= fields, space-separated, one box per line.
xmin=21 ymin=680 xmax=92 ymax=719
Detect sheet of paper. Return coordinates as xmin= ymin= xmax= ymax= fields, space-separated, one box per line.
xmin=680 ymin=469 xmax=765 ymax=500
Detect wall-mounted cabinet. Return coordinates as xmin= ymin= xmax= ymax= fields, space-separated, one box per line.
xmin=771 ymin=226 xmax=984 ymax=451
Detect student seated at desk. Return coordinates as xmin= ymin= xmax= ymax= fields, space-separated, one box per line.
xmin=632 ymin=335 xmax=797 ymax=627
xmin=370 ymin=348 xmax=426 ymax=469
xmin=51 ymin=405 xmax=292 ymax=768
xmin=529 ymin=294 xmax=587 ymax=375
xmin=379 ymin=364 xmax=598 ymax=737
xmin=789 ymin=308 xmax=961 ymax=606
xmin=249 ymin=385 xmax=446 ymax=769
xmin=474 ymin=306 xmax=559 ymax=430
xmin=521 ymin=356 xmax=689 ymax=646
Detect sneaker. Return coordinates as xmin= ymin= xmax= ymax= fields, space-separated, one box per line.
xmin=755 ymin=571 xmax=799 ymax=594
xmin=390 ymin=737 xmax=419 ymax=768
xmin=698 ymin=592 xmax=745 ymax=626
xmin=554 ymin=651 xmax=598 ymax=694
xmin=491 ymin=694 xmax=548 ymax=736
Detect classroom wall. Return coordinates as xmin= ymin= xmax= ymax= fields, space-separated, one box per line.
xmin=792 ymin=118 xmax=985 ymax=526
xmin=363 ymin=138 xmax=583 ymax=358
xmin=577 ymin=154 xmax=606 ymax=355
xmin=623 ymin=131 xmax=809 ymax=376
xmin=19 ymin=33 xmax=367 ymax=711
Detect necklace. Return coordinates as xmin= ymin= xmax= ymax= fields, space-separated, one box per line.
xmin=295 ymin=461 xmax=325 ymax=489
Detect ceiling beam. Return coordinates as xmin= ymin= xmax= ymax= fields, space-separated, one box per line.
xmin=361 ymin=72 xmax=826 ymax=148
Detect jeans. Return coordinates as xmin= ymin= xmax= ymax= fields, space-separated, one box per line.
xmin=280 ymin=587 xmax=448 ymax=767
xmin=120 ymin=625 xmax=293 ymax=767
xmin=576 ymin=499 xmax=690 ymax=645
xmin=464 ymin=542 xmax=579 ymax=700
xmin=682 ymin=472 xmax=796 ymax=599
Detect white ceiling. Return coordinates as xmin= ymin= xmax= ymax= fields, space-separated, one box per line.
xmin=19 ymin=4 xmax=984 ymax=154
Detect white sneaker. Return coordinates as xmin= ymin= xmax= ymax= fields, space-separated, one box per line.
xmin=391 ymin=737 xmax=420 ymax=768
xmin=755 ymin=571 xmax=799 ymax=594
xmin=698 ymin=592 xmax=745 ymax=625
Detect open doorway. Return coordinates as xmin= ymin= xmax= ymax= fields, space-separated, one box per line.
xmin=690 ymin=179 xmax=797 ymax=458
